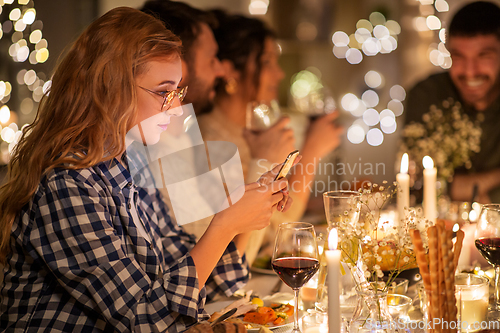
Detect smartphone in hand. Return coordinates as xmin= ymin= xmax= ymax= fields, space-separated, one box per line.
xmin=274 ymin=150 xmax=300 ymax=181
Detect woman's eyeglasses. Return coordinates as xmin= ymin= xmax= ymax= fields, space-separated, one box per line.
xmin=139 ymin=86 xmax=188 ymax=110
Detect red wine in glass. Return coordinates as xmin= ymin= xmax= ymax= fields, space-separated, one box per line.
xmin=475 ymin=238 xmax=500 ymax=266
xmin=475 ymin=204 xmax=500 ymax=320
xmin=272 ymin=257 xmax=319 ymax=289
xmin=272 ymin=222 xmax=318 ymax=332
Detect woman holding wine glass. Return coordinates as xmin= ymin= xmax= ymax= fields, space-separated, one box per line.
xmin=196 ymin=10 xmax=343 ymax=264
xmin=272 ymin=222 xmax=320 ymax=332
xmin=475 ymin=203 xmax=500 ymax=320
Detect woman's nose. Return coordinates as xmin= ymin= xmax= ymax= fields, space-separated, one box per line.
xmin=170 ymin=98 xmax=184 ymax=116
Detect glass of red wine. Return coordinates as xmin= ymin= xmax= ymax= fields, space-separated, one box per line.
xmin=272 ymin=222 xmax=319 ymax=332
xmin=475 ymin=203 xmax=500 ymax=319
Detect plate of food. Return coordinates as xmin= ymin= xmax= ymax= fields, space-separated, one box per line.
xmin=251 ymin=255 xmax=275 ymax=275
xmin=205 ymin=292 xmax=296 ymax=332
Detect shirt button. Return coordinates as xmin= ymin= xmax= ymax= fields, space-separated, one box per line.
xmin=149 ymin=244 xmax=153 ymax=250
xmin=128 ymin=203 xmax=132 ymax=209
xmin=127 ymin=182 xmax=133 ymax=187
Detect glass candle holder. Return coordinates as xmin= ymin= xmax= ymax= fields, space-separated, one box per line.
xmin=455 ymin=273 xmax=489 ymax=332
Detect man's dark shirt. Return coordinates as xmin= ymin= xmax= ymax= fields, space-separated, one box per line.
xmin=405 ymin=72 xmax=500 ymax=201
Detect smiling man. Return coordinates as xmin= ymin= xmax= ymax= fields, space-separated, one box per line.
xmin=405 ymin=1 xmax=500 ymax=203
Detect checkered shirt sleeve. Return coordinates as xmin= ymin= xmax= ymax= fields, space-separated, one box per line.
xmin=0 ymin=161 xmax=249 ymax=333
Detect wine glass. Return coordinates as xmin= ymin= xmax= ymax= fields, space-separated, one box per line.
xmin=474 ymin=203 xmax=500 ymax=319
xmin=293 ymin=85 xmax=336 ymax=121
xmin=272 ymin=222 xmax=319 ymax=332
xmin=246 ymin=100 xmax=281 ymax=131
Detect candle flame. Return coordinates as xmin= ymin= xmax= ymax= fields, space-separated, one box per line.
xmin=329 ymin=228 xmax=338 ymax=250
xmin=423 ymin=156 xmax=434 ymax=169
xmin=400 ymin=153 xmax=409 ymax=174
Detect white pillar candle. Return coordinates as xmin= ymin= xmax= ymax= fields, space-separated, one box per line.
xmin=423 ymin=156 xmax=437 ymax=223
xmin=326 ymin=229 xmax=341 ymax=333
xmin=396 ymin=153 xmax=410 ymax=227
xmin=304 ymin=326 xmax=329 ymax=333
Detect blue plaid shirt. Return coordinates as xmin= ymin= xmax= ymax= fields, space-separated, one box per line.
xmin=0 ymin=156 xmax=249 ymax=332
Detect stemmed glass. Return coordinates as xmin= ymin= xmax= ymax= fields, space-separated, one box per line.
xmin=272 ymin=222 xmax=319 ymax=332
xmin=475 ymin=203 xmax=500 ymax=319
xmin=246 ymin=100 xmax=281 ymax=131
xmin=316 ymin=191 xmax=361 ymax=315
xmin=293 ymin=85 xmax=336 ymax=121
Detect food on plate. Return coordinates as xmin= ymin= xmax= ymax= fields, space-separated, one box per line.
xmin=252 ymin=255 xmax=272 ymax=270
xmin=213 ymin=322 xmax=247 ymax=333
xmin=209 ymin=292 xmax=258 ymax=323
xmin=208 ymin=292 xmax=294 ymax=329
xmin=185 ymin=322 xmax=247 ymax=333
xmin=251 ymin=298 xmax=264 ymax=307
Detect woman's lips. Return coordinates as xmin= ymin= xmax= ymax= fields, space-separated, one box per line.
xmin=158 ymin=123 xmax=169 ymax=131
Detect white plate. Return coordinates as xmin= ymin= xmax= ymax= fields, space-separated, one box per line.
xmin=250 ymin=266 xmax=275 ymax=275
xmin=205 ymin=293 xmax=296 ymax=332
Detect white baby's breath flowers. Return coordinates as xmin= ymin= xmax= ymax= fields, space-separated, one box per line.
xmin=400 ymin=98 xmax=482 ymax=182
xmin=336 ymin=183 xmax=417 ymax=295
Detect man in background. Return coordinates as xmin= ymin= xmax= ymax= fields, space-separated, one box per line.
xmin=141 ymin=0 xmax=224 ymax=114
xmin=405 ymin=1 xmax=500 ymax=203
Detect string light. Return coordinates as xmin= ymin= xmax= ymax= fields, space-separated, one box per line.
xmin=331 ymin=12 xmax=401 ymax=63
xmin=0 ymin=0 xmax=49 ymax=162
xmin=343 ymin=72 xmax=406 ymax=146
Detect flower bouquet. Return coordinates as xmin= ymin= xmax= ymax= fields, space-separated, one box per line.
xmin=322 ymin=183 xmax=418 ymax=333
xmin=400 ymin=99 xmax=481 ymax=183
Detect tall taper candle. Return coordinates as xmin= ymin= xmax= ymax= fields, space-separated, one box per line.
xmin=326 ymin=229 xmax=341 ymax=333
xmin=397 ymin=153 xmax=410 ymax=227
xmin=423 ymin=156 xmax=437 ymax=223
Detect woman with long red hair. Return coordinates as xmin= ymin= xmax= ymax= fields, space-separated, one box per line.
xmin=0 ymin=7 xmax=290 ymax=332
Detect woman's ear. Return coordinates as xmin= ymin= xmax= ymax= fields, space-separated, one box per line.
xmin=220 ymin=59 xmax=240 ymax=81
xmin=180 ymin=58 xmax=189 ymax=87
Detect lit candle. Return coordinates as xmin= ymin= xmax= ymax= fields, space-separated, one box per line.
xmin=326 ymin=229 xmax=341 ymax=333
xmin=304 ymin=326 xmax=329 ymax=333
xmin=396 ymin=153 xmax=410 ymax=227
xmin=377 ymin=211 xmax=397 ymax=240
xmin=423 ymin=156 xmax=437 ymax=223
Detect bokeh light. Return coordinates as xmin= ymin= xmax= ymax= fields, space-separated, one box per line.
xmin=356 ymin=19 xmax=373 ymax=32
xmin=381 ymin=120 xmax=397 ymax=134
xmin=332 ymin=31 xmax=349 ymax=46
xmin=1 ymin=127 xmax=15 ymax=143
xmin=35 ymin=48 xmax=49 ymax=63
xmin=30 ymin=29 xmax=42 ymax=44
xmin=362 ymin=108 xmax=379 ymax=126
xmin=369 ymin=12 xmax=386 ymax=26
xmin=333 ymin=45 xmax=348 ymax=58
xmin=413 ymin=17 xmax=428 ymax=31
xmin=347 ymin=124 xmax=365 ymax=144
xmin=387 ymin=99 xmax=404 ymax=116
xmin=341 ymin=93 xmax=360 ymax=112
xmin=389 ymin=85 xmax=406 ymax=101
xmin=362 ymin=37 xmax=381 ymax=56
xmin=426 ymin=15 xmax=441 ymax=30
xmin=248 ymin=0 xmax=269 ymax=15
xmin=9 ymin=8 xmax=21 ymax=21
xmin=366 ymin=128 xmax=384 ymax=146
xmin=355 ymin=28 xmax=371 ymax=43
xmin=385 ymin=20 xmax=401 ymax=35
xmin=361 ymin=90 xmax=379 ymax=107
xmin=439 ymin=28 xmax=446 ymax=43
xmin=364 ymin=70 xmax=383 ymax=88
xmin=373 ymin=25 xmax=390 ymax=39
xmin=24 ymin=70 xmax=37 ymax=85
xmin=0 ymin=105 xmax=11 ymax=124
xmin=346 ymin=48 xmax=363 ymax=64
xmin=435 ymin=0 xmax=449 ymax=12
xmin=22 ymin=9 xmax=36 ymax=25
